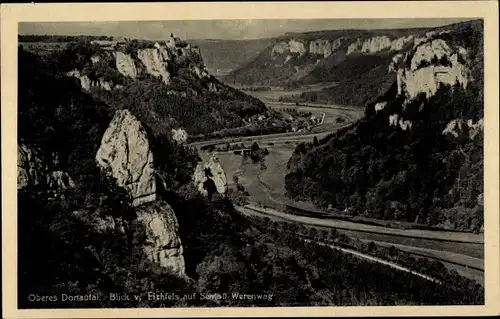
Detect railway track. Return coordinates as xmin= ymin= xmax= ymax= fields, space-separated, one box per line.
xmin=236 ymin=204 xmax=484 ymax=283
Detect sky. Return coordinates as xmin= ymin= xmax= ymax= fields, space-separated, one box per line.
xmin=19 ymin=18 xmax=474 ymax=41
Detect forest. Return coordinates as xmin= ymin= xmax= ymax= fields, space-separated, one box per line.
xmin=285 ymin=80 xmax=483 ymax=231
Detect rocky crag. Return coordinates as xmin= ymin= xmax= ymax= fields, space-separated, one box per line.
xmin=94 ymin=109 xmax=185 ymax=276
xmin=66 ymin=37 xmax=209 ymax=92
xmin=18 ymin=108 xmax=187 ymax=277
xmin=375 ymin=32 xmax=483 ymax=139
xmin=193 ymin=155 xmax=228 ymax=198
xmin=58 ymin=34 xmax=267 ymax=136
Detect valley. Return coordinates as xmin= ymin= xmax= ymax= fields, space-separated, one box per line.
xmin=15 ymin=17 xmax=486 ymax=308
xmin=192 ymin=87 xmax=484 ymax=285
xmin=190 ymin=20 xmax=485 ymax=286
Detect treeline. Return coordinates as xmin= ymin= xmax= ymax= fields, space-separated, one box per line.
xmin=19 ymin=34 xmax=114 ymax=43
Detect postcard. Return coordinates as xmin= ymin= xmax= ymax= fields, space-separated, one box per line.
xmin=1 ymin=1 xmax=499 ymax=318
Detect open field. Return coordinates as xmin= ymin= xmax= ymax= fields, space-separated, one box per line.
xmin=231 ymin=83 xmax=340 ymax=102
xmin=207 ymin=145 xmax=485 ymax=261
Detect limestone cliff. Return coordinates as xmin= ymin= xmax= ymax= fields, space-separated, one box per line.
xmin=269 ymin=34 xmax=415 ymax=60
xmin=375 ymin=33 xmax=478 ymax=132
xmin=68 ymin=37 xmax=215 ymax=91
xmin=226 ymin=20 xmax=480 ymax=88
xmin=137 ymin=47 xmax=171 ymax=85
xmin=193 ymin=155 xmax=228 ymax=197
xmin=94 ymin=109 xmax=186 ymax=276
xmin=73 ymin=201 xmax=186 ymax=277
xmin=396 ymin=39 xmax=470 ymax=102
xmin=114 ymin=51 xmax=138 ymax=78
xmin=135 ymin=202 xmax=185 ymax=276
xmin=96 ymin=109 xmax=156 ymax=207
xmin=271 ymin=39 xmax=307 ymax=57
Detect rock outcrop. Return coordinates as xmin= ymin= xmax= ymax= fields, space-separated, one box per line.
xmin=47 ymin=171 xmax=75 ymax=190
xmin=18 ymin=143 xmax=46 ymax=189
xmin=396 ymin=39 xmax=470 ymax=101
xmin=66 ymin=70 xmax=113 ymax=92
xmin=114 ymin=51 xmax=138 ymax=78
xmin=137 ymin=47 xmax=171 ymax=85
xmin=171 ymin=128 xmax=188 ymax=144
xmin=388 ymin=53 xmax=404 ymax=73
xmin=388 ymin=113 xmax=412 ymax=131
xmin=68 ymin=36 xmax=216 ymax=92
xmin=442 ymin=118 xmax=483 ymax=139
xmin=96 ymin=109 xmax=156 ymax=207
xmin=347 ymin=35 xmax=415 ymax=55
xmin=273 ymin=38 xmax=344 ymax=59
xmin=271 ymin=40 xmax=307 ymax=57
xmin=390 ymin=35 xmax=414 ymax=51
xmin=374 ymin=101 xmax=387 ymax=112
xmin=73 ymin=202 xmax=186 ymax=277
xmin=361 ymin=36 xmax=392 ymax=53
xmin=193 ymin=155 xmax=228 ymax=197
xmin=135 ymin=202 xmax=185 ymax=276
xmin=18 ymin=143 xmax=75 ymax=194
xmin=94 ymin=109 xmax=186 ymax=276
xmin=309 ymin=39 xmax=333 ymax=58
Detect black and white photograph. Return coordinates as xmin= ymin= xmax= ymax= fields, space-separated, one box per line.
xmin=2 ymin=1 xmax=499 ymax=318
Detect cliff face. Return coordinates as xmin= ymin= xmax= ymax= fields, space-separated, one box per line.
xmin=114 ymin=51 xmax=138 ymax=78
xmin=66 ymin=70 xmax=115 ymax=92
xmin=96 ymin=109 xmax=157 ymax=207
xmin=396 ymin=39 xmax=470 ymax=102
xmin=283 ymin=21 xmax=483 ymax=231
xmin=442 ymin=118 xmax=484 ymax=140
xmin=68 ymin=38 xmax=212 ymax=91
xmin=225 ymin=20 xmax=481 ymax=97
xmin=377 ymin=34 xmax=480 ymax=136
xmin=135 ymin=202 xmax=185 ymax=276
xmin=269 ymin=34 xmax=414 ymax=60
xmin=227 ymin=31 xmax=421 ymax=86
xmin=137 ymin=46 xmax=171 ymax=85
xmin=94 ymin=109 xmax=186 ymax=276
xmin=52 ymin=36 xmax=268 ymax=137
